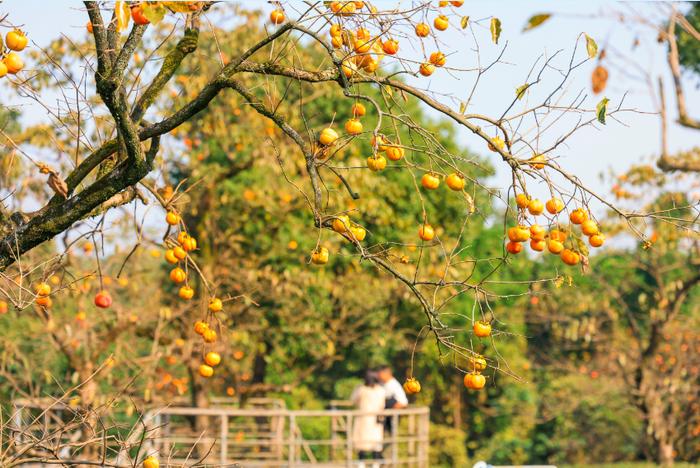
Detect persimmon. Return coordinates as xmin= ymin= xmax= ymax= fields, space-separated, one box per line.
xmin=547 ymin=239 xmax=564 ymax=254
xmin=331 ymin=35 xmax=343 ymax=48
xmin=330 ymin=24 xmax=343 ymax=37
xmin=143 ymin=456 xmax=159 ymax=468
xmin=385 ymin=146 xmax=404 ymax=161
xmin=469 ymin=355 xmax=487 ymax=372
xmin=209 ymin=297 xmax=223 ymax=312
xmin=421 ymin=173 xmax=440 ymax=190
xmin=464 ymin=372 xmax=486 ymax=390
xmin=181 ymin=235 xmax=197 ymax=252
xmin=87 ymin=21 xmax=94 ymax=33
xmin=94 ymin=291 xmax=112 ymax=308
xmin=36 ymin=296 xmax=52 ymax=308
xmin=382 ymin=39 xmax=399 ymax=55
xmin=319 ymin=128 xmax=339 ymax=146
xmin=451 ymin=1 xmax=464 ymax=6
xmin=530 ymin=224 xmax=545 ymax=240
xmin=354 ymin=1 xmax=365 ymax=8
xmin=6 ymin=30 xmax=28 ymax=51
xmin=419 ymin=62 xmax=435 ymax=76
xmin=528 ymin=154 xmax=546 ymax=170
xmin=549 ymin=229 xmax=567 ymax=242
xmin=169 ymin=267 xmax=187 ymax=283
xmin=351 ymin=103 xmax=366 ymax=117
xmin=570 ymin=208 xmax=588 ymax=224
xmin=131 ymin=6 xmax=150 ymax=25
xmin=205 ymin=352 xmax=221 ymax=367
xmin=194 ymin=321 xmax=208 ymax=335
xmin=178 ymin=286 xmax=195 ymax=300
xmin=371 ymin=134 xmax=389 ymax=151
xmin=4 ymin=52 xmax=23 ymax=74
xmin=165 ymin=211 xmax=181 ymax=225
xmin=434 ymin=15 xmax=449 ymax=31
xmin=415 ymin=23 xmax=430 ymax=37
xmin=546 ymin=198 xmax=564 ymax=214
xmin=473 ymin=320 xmax=492 ymax=338
xmin=506 ymin=241 xmax=522 ymax=254
xmin=418 ymin=224 xmax=435 ymax=241
xmin=269 ymin=9 xmax=285 ymax=24
xmin=530 ymin=239 xmax=546 ymax=252
xmin=527 ymin=199 xmax=544 ymax=216
xmin=165 ymin=249 xmax=179 ymax=264
xmin=0 ymin=300 xmax=8 ymax=314
xmin=35 ymin=283 xmax=51 ymax=296
xmin=345 ymin=118 xmax=363 ymax=135
xmin=515 ymin=193 xmax=530 ymax=209
xmin=349 ymin=226 xmax=366 ymax=241
xmin=362 ymin=58 xmax=378 ymax=73
xmin=561 ymin=249 xmax=580 ymax=266
xmin=332 ymin=215 xmax=350 ymax=233
xmin=589 ymin=234 xmax=605 ymax=247
xmin=356 ymin=28 xmax=370 ymax=40
xmin=581 ymin=220 xmax=599 ymax=236
xmin=353 ymin=38 xmax=373 ymax=54
xmin=429 ymin=51 xmax=446 ymax=67
xmin=203 ymin=329 xmax=217 ymax=343
xmin=441 ymin=173 xmax=464 ymax=191
xmin=198 ymin=364 xmax=214 ymax=378
xmin=367 ymin=155 xmax=387 ymax=172
xmin=488 ymin=136 xmax=505 ymax=152
xmin=173 ymin=246 xmax=187 ymax=260
xmin=311 ymin=247 xmax=329 ymax=265
xmin=403 ymin=378 xmax=421 ymax=394
xmin=507 ymin=225 xmax=530 ymax=242
xmin=0 ymin=62 xmax=7 ymax=78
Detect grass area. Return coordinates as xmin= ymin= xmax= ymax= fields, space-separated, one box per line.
xmin=563 ymin=463 xmax=695 ymax=468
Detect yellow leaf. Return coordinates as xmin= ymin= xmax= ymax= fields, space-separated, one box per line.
xmin=163 ymin=2 xmax=194 ymax=13
xmin=585 ymin=33 xmax=598 ymax=59
xmin=115 ymin=1 xmax=131 ymax=32
xmin=523 ymin=14 xmax=551 ymax=32
xmin=460 ymin=16 xmax=470 ymax=29
xmin=142 ymin=3 xmax=167 ymax=24
xmin=515 ymin=84 xmax=530 ymax=100
xmin=490 ymin=18 xmax=502 ymax=45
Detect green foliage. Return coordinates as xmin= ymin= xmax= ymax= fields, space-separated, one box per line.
xmin=678 ymin=4 xmax=700 ymax=77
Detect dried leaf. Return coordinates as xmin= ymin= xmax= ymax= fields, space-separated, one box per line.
xmin=523 ymin=13 xmax=551 ymax=32
xmin=141 ymin=3 xmax=167 ymax=25
xmin=460 ymin=16 xmax=470 ymax=29
xmin=515 ymin=83 xmax=530 ymax=100
xmin=596 ymin=97 xmax=609 ymax=125
xmin=585 ymin=33 xmax=598 ymax=59
xmin=115 ymin=1 xmax=131 ymax=32
xmin=163 ymin=1 xmax=194 ymax=13
xmin=48 ymin=172 xmax=68 ymax=198
xmin=490 ymin=18 xmax=502 ymax=44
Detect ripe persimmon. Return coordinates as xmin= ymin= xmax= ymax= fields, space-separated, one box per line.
xmin=530 ymin=224 xmax=545 ymax=240
xmin=194 ymin=321 xmax=208 ymax=335
xmin=415 ymin=23 xmax=430 ymax=37
xmin=506 ymin=241 xmax=523 ymax=254
xmin=143 ymin=456 xmax=160 ymax=468
xmin=464 ymin=372 xmax=486 ymax=390
xmin=351 ymin=103 xmax=366 ymax=117
xmin=469 ymin=355 xmax=487 ymax=372
xmin=311 ymin=247 xmax=329 ymax=265
xmin=0 ymin=62 xmax=7 ymax=78
xmin=515 ymin=193 xmax=530 ymax=209
xmin=131 ymin=6 xmax=150 ymax=25
xmin=530 ymin=239 xmax=546 ymax=252
xmin=4 ymin=52 xmax=23 ymax=74
xmin=547 ymin=239 xmax=564 ymax=254
xmin=94 ymin=291 xmax=112 ymax=308
xmin=549 ymin=229 xmax=567 ymax=242
xmin=319 ymin=128 xmax=339 ymax=146
xmin=36 ymin=296 xmax=52 ymax=308
xmin=382 ymin=39 xmax=399 ymax=55
xmin=561 ymin=249 xmax=580 ymax=266
xmin=445 ymin=173 xmax=465 ymax=191
xmin=434 ymin=15 xmax=449 ymax=31
xmin=169 ymin=267 xmax=187 ymax=283
xmin=418 ymin=224 xmax=435 ymax=241
xmin=367 ymin=155 xmax=387 ymax=172
xmin=527 ymin=199 xmax=544 ymax=216
xmin=581 ymin=220 xmax=599 ymax=236
xmin=473 ymin=320 xmax=491 ymax=338
xmin=203 ymin=329 xmax=217 ymax=343
xmin=507 ymin=225 xmax=530 ymax=242
xmin=269 ymin=9 xmax=285 ymax=24
xmin=173 ymin=246 xmax=187 ymax=260
xmin=403 ymin=378 xmax=421 ymax=394
xmin=349 ymin=225 xmax=366 ymax=241
xmin=570 ymin=208 xmax=588 ymax=225
xmin=209 ymin=298 xmax=223 ymax=313
xmin=165 ymin=211 xmax=181 ymax=225
xmin=589 ymin=234 xmax=605 ymax=247
xmin=345 ymin=118 xmax=363 ymax=135
xmin=419 ymin=62 xmax=435 ymax=76
xmin=332 ymin=215 xmax=350 ymax=233
xmin=199 ymin=364 xmax=214 ymax=378
xmin=178 ymin=286 xmax=194 ymax=300
xmin=205 ymin=352 xmax=221 ymax=367
xmin=165 ymin=249 xmax=179 ymax=264
xmin=429 ymin=51 xmax=446 ymax=67
xmin=528 ymin=154 xmax=546 ymax=170
xmin=488 ymin=136 xmax=505 ymax=152
xmin=421 ymin=173 xmax=440 ymax=190
xmin=6 ymin=30 xmax=28 ymax=51
xmin=385 ymin=146 xmax=404 ymax=161
xmin=546 ymin=198 xmax=564 ymax=214
xmin=35 ymin=283 xmax=51 ymax=296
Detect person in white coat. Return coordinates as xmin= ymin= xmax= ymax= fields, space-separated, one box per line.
xmin=351 ymin=370 xmax=386 ymax=465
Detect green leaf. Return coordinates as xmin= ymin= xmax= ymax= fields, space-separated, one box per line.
xmin=515 ymin=84 xmax=530 ymax=100
xmin=163 ymin=1 xmax=194 ymax=13
xmin=523 ymin=14 xmax=551 ymax=32
xmin=596 ymin=97 xmax=609 ymax=124
xmin=460 ymin=16 xmax=470 ymax=29
xmin=585 ymin=33 xmax=598 ymax=59
xmin=142 ymin=3 xmax=167 ymax=25
xmin=490 ymin=18 xmax=502 ymax=45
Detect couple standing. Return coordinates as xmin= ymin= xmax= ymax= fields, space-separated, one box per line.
xmin=350 ymin=365 xmax=408 ymax=464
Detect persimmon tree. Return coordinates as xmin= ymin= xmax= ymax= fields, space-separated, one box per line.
xmin=1 ymin=1 xmax=697 ymax=415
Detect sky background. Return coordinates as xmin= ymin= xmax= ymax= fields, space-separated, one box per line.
xmin=4 ymin=1 xmax=699 ymax=213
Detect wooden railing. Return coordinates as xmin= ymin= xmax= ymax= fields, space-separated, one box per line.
xmin=144 ymin=406 xmax=430 ymax=467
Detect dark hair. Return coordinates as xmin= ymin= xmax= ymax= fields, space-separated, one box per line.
xmin=364 ymin=370 xmax=380 ymax=386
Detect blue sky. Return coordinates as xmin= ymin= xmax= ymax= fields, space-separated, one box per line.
xmin=5 ymin=1 xmax=698 ymax=206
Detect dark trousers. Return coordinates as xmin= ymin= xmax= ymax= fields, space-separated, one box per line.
xmin=359 ymin=450 xmax=382 ymax=460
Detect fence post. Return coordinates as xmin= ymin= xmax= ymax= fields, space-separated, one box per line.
xmin=346 ymin=413 xmax=353 ymax=467
xmin=288 ymin=414 xmax=296 ymax=467
xmin=391 ymin=413 xmax=398 ymax=466
xmin=220 ymin=414 xmax=228 ymax=464
xmin=408 ymin=412 xmax=416 ymax=467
